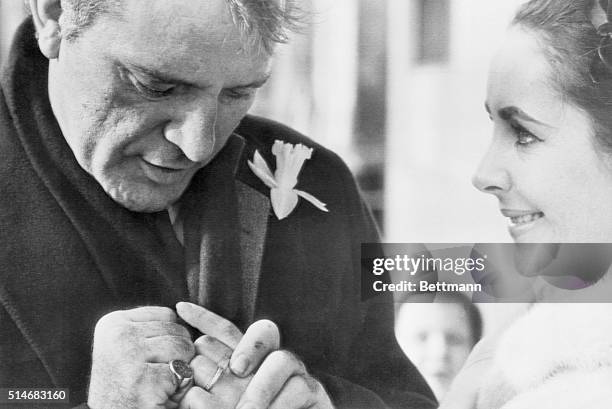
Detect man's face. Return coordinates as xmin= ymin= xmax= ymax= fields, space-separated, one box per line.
xmin=48 ymin=0 xmax=272 ymax=212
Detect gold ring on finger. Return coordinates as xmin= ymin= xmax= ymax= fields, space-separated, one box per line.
xmin=204 ymin=358 xmax=229 ymax=392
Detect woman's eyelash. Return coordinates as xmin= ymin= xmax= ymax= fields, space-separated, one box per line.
xmin=509 ymin=121 xmax=542 ymax=147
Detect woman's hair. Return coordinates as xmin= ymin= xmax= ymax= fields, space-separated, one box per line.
xmin=512 ymin=0 xmax=612 ymax=154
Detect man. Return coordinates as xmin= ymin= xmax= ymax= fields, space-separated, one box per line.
xmin=0 ymin=0 xmax=436 ymax=408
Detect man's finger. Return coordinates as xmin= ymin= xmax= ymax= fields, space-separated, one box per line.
xmin=168 ymin=382 xmax=190 ymax=408
xmin=179 ymin=386 xmax=219 ymax=409
xmin=143 ymin=363 xmax=180 ymax=404
xmin=230 ymin=319 xmax=280 ymax=377
xmin=144 ymin=335 xmax=195 ymax=363
xmin=98 ymin=307 xmax=178 ymax=329
xmin=268 ymin=375 xmax=316 ymax=409
xmin=135 ymin=321 xmax=192 ymax=339
xmin=236 ymin=350 xmax=306 ymax=409
xmin=190 ymin=354 xmax=220 ymax=392
xmin=194 ymin=335 xmax=233 ymax=363
xmin=176 ymin=302 xmax=242 ymax=348
xmin=124 ymin=306 xmax=178 ymax=322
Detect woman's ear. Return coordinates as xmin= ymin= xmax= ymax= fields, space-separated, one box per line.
xmin=29 ymin=0 xmax=63 ymax=59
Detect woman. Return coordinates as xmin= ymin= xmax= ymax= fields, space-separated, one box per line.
xmin=472 ymin=0 xmax=612 ymax=243
xmin=442 ymin=0 xmax=612 ymax=407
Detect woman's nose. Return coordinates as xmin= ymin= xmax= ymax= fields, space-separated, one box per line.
xmin=472 ymin=141 xmax=512 ymax=194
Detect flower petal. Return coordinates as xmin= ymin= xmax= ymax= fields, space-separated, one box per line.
xmin=253 ymin=150 xmax=275 ymax=180
xmin=272 ymin=141 xmax=286 ymax=173
xmin=270 ymin=188 xmax=299 ymax=220
xmin=295 ymin=189 xmax=329 ymax=212
xmin=248 ymin=159 xmax=278 ymax=189
xmin=272 ymin=141 xmax=313 ymax=189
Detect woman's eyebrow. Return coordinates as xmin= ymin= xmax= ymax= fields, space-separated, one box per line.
xmin=498 ymin=106 xmax=554 ymax=128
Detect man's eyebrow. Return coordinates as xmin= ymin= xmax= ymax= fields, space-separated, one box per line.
xmin=125 ymin=63 xmax=271 ymax=89
xmin=126 ymin=63 xmax=197 ymax=87
xmin=496 ymin=105 xmax=553 ymax=128
xmin=228 ymin=74 xmax=271 ymax=90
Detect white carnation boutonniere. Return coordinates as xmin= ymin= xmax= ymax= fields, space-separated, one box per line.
xmin=248 ymin=140 xmax=329 ymax=220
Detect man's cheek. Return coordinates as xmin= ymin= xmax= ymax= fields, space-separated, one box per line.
xmin=218 ymin=107 xmax=250 ymax=136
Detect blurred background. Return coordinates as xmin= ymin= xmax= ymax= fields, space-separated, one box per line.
xmin=0 ymin=0 xmax=529 ymax=336
xmin=252 ymin=0 xmax=528 ymax=244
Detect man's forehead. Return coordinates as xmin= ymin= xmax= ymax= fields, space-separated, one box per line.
xmin=118 ymin=0 xmax=267 ymax=57
xmin=124 ymin=0 xmax=233 ymax=36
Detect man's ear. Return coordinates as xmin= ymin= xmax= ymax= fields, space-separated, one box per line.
xmin=591 ymin=0 xmax=609 ymax=29
xmin=29 ymin=0 xmax=63 ymax=59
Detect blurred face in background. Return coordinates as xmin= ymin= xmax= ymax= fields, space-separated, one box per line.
xmin=472 ymin=28 xmax=612 ymax=243
xmin=395 ymin=303 xmax=474 ymax=400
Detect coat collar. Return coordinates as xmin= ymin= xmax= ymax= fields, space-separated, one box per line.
xmin=182 ymin=133 xmax=271 ymax=328
xmin=232 ymin=133 xmax=274 ymax=324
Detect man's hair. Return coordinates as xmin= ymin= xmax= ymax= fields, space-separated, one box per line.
xmin=58 ymin=0 xmax=117 ymax=41
xmin=57 ymin=0 xmax=303 ymax=53
xmin=513 ymin=0 xmax=612 ymax=154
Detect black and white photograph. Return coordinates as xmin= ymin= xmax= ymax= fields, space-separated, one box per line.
xmin=0 ymin=0 xmax=611 ymax=408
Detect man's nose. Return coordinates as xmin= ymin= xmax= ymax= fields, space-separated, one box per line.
xmin=164 ymin=99 xmax=217 ymax=163
xmin=472 ymin=140 xmax=511 ymax=194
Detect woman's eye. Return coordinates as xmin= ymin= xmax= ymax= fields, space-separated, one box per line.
xmin=511 ymin=123 xmax=542 ymax=147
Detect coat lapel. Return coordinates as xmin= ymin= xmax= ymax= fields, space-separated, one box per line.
xmin=182 ymin=134 xmax=270 ymax=328
xmin=233 ymin=134 xmax=273 ymax=326
xmin=235 ymin=179 xmax=270 ymax=325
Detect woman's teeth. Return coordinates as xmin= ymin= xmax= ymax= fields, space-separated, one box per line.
xmin=509 ymin=212 xmax=544 ymax=226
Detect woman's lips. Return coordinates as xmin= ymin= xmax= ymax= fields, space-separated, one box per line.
xmin=501 ymin=209 xmax=545 ymax=238
xmin=507 ymin=212 xmax=544 ymax=226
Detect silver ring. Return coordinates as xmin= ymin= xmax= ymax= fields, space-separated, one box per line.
xmin=169 ymin=359 xmax=194 ymax=392
xmin=204 ymin=358 xmax=229 ymax=392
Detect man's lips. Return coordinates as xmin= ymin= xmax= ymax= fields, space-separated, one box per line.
xmin=139 ymin=158 xmax=194 ymax=185
xmin=142 ymin=158 xmax=192 ymax=171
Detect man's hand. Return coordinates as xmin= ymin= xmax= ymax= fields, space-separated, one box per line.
xmin=176 ymin=302 xmax=334 ymax=409
xmin=178 ymin=334 xmax=251 ymax=408
xmin=176 ymin=302 xmax=280 ymax=373
xmin=235 ymin=350 xmax=335 ymax=409
xmin=175 ymin=302 xmax=280 ymax=408
xmin=87 ymin=306 xmax=195 ymax=409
